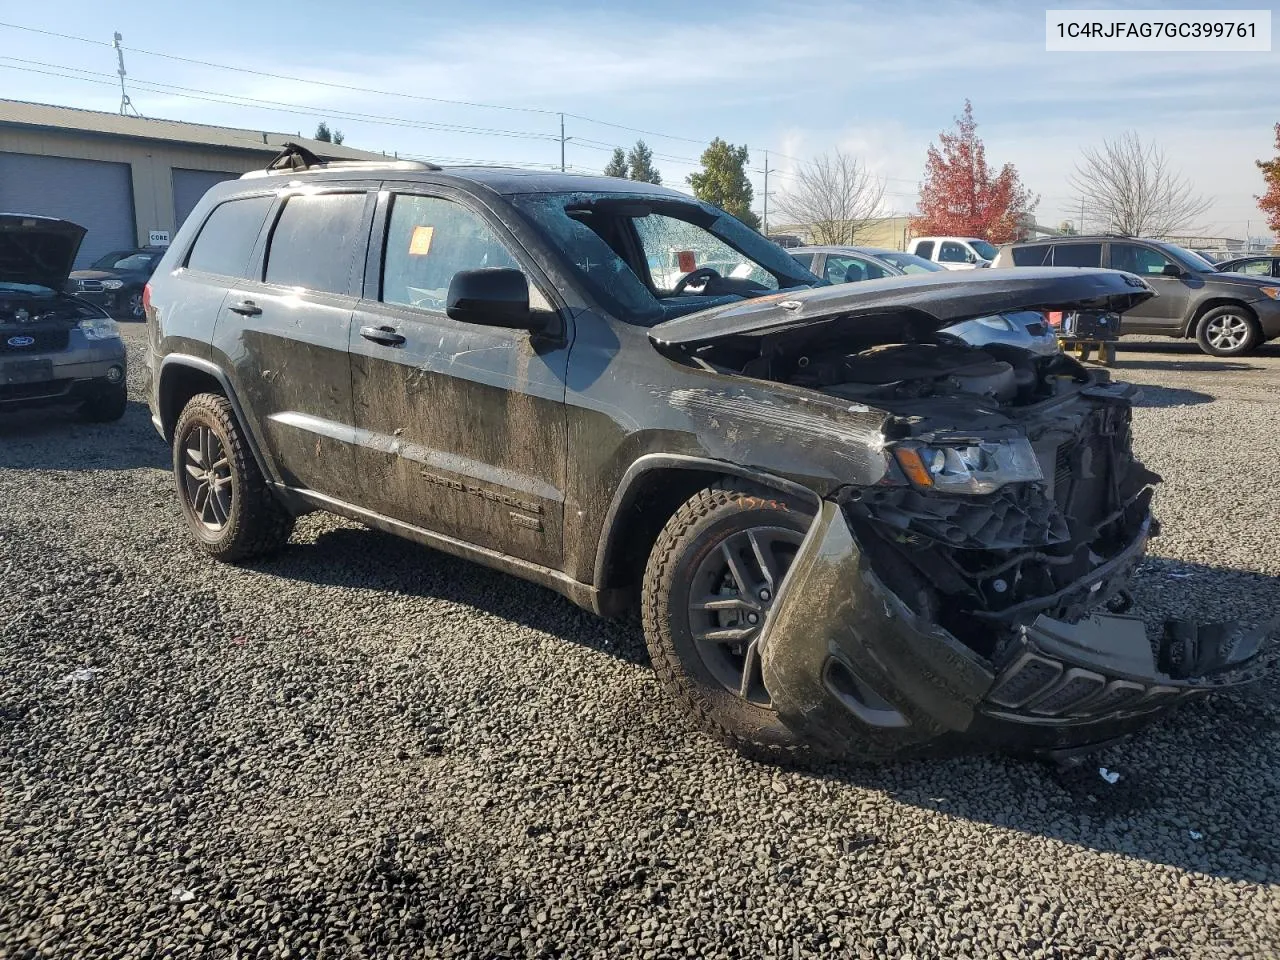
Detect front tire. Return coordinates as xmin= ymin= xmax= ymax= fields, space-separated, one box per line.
xmin=172 ymin=393 xmax=294 ymax=562
xmin=1195 ymin=306 xmax=1259 ymax=357
xmin=641 ymin=482 xmax=813 ymax=760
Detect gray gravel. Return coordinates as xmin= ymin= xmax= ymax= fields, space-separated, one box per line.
xmin=2 ymin=326 xmax=1278 ymax=959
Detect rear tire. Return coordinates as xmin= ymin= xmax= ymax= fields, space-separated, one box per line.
xmin=172 ymin=392 xmax=294 ymax=562
xmin=641 ymin=482 xmax=814 ymax=761
xmin=77 ymin=381 xmax=128 ymax=422
xmin=1195 ymin=306 xmax=1260 ymax=357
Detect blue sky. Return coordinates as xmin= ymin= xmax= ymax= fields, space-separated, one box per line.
xmin=2 ymin=0 xmax=1277 ymax=238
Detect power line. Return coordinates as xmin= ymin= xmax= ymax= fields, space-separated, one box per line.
xmin=0 ymin=57 xmax=563 ymax=142
xmin=0 ymin=20 xmax=717 ymax=149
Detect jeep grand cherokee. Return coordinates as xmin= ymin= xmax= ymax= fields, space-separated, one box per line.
xmin=143 ymin=149 xmax=1272 ymax=762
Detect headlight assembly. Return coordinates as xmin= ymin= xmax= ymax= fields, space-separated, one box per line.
xmin=891 ymin=437 xmax=1043 ymax=495
xmin=79 ymin=317 xmax=121 ymax=341
xmin=100 ymin=279 xmax=125 ymax=290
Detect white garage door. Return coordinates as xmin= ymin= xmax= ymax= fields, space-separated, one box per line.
xmin=173 ymin=168 xmax=239 ymax=230
xmin=0 ymin=152 xmax=136 ymax=269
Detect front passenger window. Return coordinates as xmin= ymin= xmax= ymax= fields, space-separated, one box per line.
xmin=938 ymin=242 xmax=968 ymax=263
xmin=382 ymin=195 xmax=519 ymax=311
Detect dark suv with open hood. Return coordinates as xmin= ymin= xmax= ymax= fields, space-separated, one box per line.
xmin=144 ymin=152 xmax=1273 ymax=762
xmin=0 ymin=213 xmax=128 ymax=421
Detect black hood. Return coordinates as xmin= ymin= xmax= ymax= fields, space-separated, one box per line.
xmin=650 ymin=267 xmax=1154 ymax=350
xmin=0 ymin=214 xmax=87 ymax=291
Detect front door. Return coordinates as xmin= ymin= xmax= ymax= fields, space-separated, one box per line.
xmin=348 ymin=189 xmax=569 ymax=569
xmin=1107 ymin=241 xmax=1194 ymax=334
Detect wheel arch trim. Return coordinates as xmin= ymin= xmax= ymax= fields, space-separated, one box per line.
xmin=591 ymin=453 xmax=823 ymax=589
xmin=157 ymin=353 xmax=275 ymax=483
xmin=1183 ymin=299 xmax=1258 ymax=338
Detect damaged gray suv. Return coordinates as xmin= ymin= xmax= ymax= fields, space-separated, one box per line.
xmin=144 ymin=150 xmax=1272 ymax=762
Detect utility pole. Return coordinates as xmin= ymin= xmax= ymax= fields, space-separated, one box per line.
xmin=113 ymin=32 xmax=140 ymax=117
xmin=558 ymin=113 xmax=572 ymax=172
xmin=762 ymin=150 xmax=769 ymax=235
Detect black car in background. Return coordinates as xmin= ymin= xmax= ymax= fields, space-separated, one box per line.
xmin=67 ymin=247 xmax=165 ymax=320
xmin=992 ymin=236 xmax=1280 ymax=356
xmin=1215 ymin=255 xmax=1280 ymax=278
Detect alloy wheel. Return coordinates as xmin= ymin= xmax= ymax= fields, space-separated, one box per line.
xmin=686 ymin=526 xmax=804 ymax=705
xmin=181 ymin=424 xmax=233 ymax=530
xmin=128 ymin=291 xmax=145 ymax=320
xmin=1206 ymin=313 xmax=1250 ymax=352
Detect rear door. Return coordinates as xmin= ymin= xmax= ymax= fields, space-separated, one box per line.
xmin=348 ymin=186 xmax=570 ymax=569
xmin=1106 ymin=241 xmax=1190 ymax=334
xmin=215 ymin=184 xmax=376 ymax=501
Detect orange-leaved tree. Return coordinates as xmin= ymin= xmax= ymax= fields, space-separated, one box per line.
xmin=1258 ymin=123 xmax=1280 ymax=235
xmin=911 ymin=100 xmax=1037 ymax=243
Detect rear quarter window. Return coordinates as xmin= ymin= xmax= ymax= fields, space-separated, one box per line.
xmin=914 ymin=241 xmax=934 ymax=259
xmin=1010 ymin=244 xmax=1052 ymax=266
xmin=264 ymin=193 xmax=368 ymax=295
xmin=185 ymin=196 xmax=274 ymax=278
xmin=1052 ymin=243 xmax=1102 ymax=267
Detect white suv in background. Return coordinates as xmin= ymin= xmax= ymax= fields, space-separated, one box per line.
xmin=907 ymin=236 xmax=997 ymax=270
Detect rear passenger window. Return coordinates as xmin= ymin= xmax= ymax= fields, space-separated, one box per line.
xmin=185 ymin=196 xmax=273 ymax=278
xmin=264 ymin=193 xmax=367 ymax=295
xmin=914 ymin=241 xmax=934 ymax=259
xmin=381 ymin=195 xmax=519 ymax=311
xmin=1052 ymin=243 xmax=1102 ymax=267
xmin=1010 ymin=244 xmax=1052 ymax=266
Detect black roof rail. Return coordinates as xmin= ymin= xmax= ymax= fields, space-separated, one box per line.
xmin=242 ymin=142 xmax=443 ymax=179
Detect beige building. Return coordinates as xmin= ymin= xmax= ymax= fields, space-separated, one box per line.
xmin=0 ymin=99 xmax=384 ymax=267
xmin=769 ymin=216 xmax=916 ymax=251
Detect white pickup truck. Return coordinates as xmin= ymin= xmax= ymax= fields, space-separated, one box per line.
xmin=907 ymin=236 xmax=998 ymax=270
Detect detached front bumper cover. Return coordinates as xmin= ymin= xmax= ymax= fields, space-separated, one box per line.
xmin=758 ymin=501 xmax=1277 ymax=760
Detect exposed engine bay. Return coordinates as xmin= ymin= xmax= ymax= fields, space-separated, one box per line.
xmin=0 ymin=291 xmax=104 ymax=326
xmin=697 ymin=326 xmax=1162 ymax=668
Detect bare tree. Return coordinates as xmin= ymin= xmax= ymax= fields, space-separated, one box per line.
xmin=1068 ymin=133 xmax=1210 ymax=237
xmin=773 ymin=151 xmax=886 ymax=245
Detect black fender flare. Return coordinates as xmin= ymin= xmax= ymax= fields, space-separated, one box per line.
xmin=590 ymin=453 xmax=824 ymax=589
xmin=1181 ymin=299 xmax=1257 ymax=338
xmin=156 ymin=353 xmax=276 ymax=484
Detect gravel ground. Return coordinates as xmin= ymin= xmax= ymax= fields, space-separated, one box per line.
xmin=2 ymin=326 xmax=1278 ymax=959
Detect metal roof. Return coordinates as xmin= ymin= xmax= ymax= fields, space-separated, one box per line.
xmin=0 ymin=98 xmax=387 ymax=160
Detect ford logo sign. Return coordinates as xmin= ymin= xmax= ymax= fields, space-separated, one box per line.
xmin=6 ymin=336 xmax=35 ymax=348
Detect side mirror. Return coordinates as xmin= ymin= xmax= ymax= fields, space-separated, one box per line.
xmin=1160 ymin=263 xmax=1183 ymax=278
xmin=446 ymin=268 xmax=547 ymax=332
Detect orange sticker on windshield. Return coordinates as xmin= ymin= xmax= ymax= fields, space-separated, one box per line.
xmin=409 ymin=225 xmax=435 ymax=255
xmin=676 ymin=250 xmax=697 ymax=273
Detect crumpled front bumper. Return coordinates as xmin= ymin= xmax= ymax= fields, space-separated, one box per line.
xmin=758 ymin=501 xmax=1276 ymax=760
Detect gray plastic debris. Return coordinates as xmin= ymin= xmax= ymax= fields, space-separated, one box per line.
xmin=57 ymin=667 xmax=105 ymax=686
xmin=1098 ymin=767 xmax=1121 ymax=785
